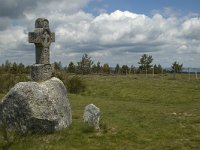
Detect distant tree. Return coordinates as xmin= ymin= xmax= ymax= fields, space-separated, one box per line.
xmin=91 ymin=64 xmax=97 ymax=73
xmin=102 ymin=63 xmax=110 ymax=74
xmin=5 ymin=60 xmax=11 ymax=72
xmin=138 ymin=54 xmax=153 ymax=72
xmin=18 ymin=63 xmax=26 ymax=74
xmin=67 ymin=61 xmax=76 ymax=73
xmin=153 ymin=64 xmax=163 ymax=74
xmin=96 ymin=61 xmax=101 ymax=73
xmin=25 ymin=65 xmax=31 ymax=74
xmin=77 ymin=54 xmax=93 ymax=74
xmin=157 ymin=64 xmax=163 ymax=74
xmin=0 ymin=63 xmax=5 ymax=73
xmin=92 ymin=61 xmax=102 ymax=74
xmin=54 ymin=61 xmax=62 ymax=71
xmin=130 ymin=65 xmax=136 ymax=74
xmin=121 ymin=65 xmax=129 ymax=75
xmin=0 ymin=61 xmax=29 ymax=74
xmin=11 ymin=62 xmax=18 ymax=74
xmin=114 ymin=64 xmax=120 ymax=74
xmin=171 ymin=61 xmax=183 ymax=73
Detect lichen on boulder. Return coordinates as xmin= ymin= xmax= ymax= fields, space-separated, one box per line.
xmin=0 ymin=77 xmax=72 ymax=133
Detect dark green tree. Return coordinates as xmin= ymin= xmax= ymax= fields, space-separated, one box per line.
xmin=153 ymin=64 xmax=163 ymax=74
xmin=157 ymin=64 xmax=162 ymax=74
xmin=67 ymin=61 xmax=76 ymax=73
xmin=114 ymin=64 xmax=120 ymax=74
xmin=18 ymin=63 xmax=26 ymax=74
xmin=54 ymin=61 xmax=62 ymax=71
xmin=11 ymin=62 xmax=18 ymax=74
xmin=171 ymin=61 xmax=183 ymax=73
xmin=5 ymin=60 xmax=11 ymax=72
xmin=91 ymin=64 xmax=97 ymax=73
xmin=77 ymin=54 xmax=93 ymax=74
xmin=92 ymin=61 xmax=102 ymax=74
xmin=138 ymin=54 xmax=153 ymax=72
xmin=102 ymin=63 xmax=110 ymax=74
xmin=130 ymin=65 xmax=136 ymax=74
xmin=96 ymin=61 xmax=101 ymax=73
xmin=121 ymin=65 xmax=129 ymax=75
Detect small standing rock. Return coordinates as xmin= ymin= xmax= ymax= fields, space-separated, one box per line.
xmin=83 ymin=104 xmax=100 ymax=129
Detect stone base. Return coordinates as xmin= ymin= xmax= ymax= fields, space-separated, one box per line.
xmin=31 ymin=64 xmax=52 ymax=81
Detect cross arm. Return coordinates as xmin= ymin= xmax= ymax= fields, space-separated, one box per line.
xmin=28 ymin=32 xmax=36 ymax=43
xmin=28 ymin=32 xmax=55 ymax=43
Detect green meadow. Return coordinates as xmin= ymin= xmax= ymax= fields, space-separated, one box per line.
xmin=0 ymin=74 xmax=200 ymax=150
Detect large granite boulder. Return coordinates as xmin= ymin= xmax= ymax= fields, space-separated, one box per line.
xmin=0 ymin=77 xmax=72 ymax=133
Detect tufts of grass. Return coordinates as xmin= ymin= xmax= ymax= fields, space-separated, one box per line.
xmin=81 ymin=123 xmax=95 ymax=133
xmin=0 ymin=74 xmax=28 ymax=94
xmin=65 ymin=75 xmax=86 ymax=93
xmin=0 ymin=74 xmax=200 ymax=149
xmin=54 ymin=72 xmax=86 ymax=94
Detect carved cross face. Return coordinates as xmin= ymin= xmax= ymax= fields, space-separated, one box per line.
xmin=42 ymin=31 xmax=51 ymax=48
xmin=28 ymin=28 xmax=55 ymax=45
xmin=43 ymin=20 xmax=49 ymax=29
xmin=28 ymin=18 xmax=55 ymax=64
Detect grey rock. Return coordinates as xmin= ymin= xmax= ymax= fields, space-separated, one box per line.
xmin=31 ymin=64 xmax=52 ymax=81
xmin=83 ymin=104 xmax=100 ymax=129
xmin=28 ymin=18 xmax=55 ymax=65
xmin=0 ymin=77 xmax=72 ymax=133
xmin=29 ymin=18 xmax=55 ymax=82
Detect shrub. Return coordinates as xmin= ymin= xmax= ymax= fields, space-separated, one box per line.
xmin=0 ymin=74 xmax=28 ymax=93
xmin=65 ymin=75 xmax=86 ymax=94
xmin=53 ymin=72 xmax=86 ymax=94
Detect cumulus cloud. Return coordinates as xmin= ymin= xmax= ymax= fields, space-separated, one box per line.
xmin=0 ymin=0 xmax=31 ymax=18
xmin=54 ymin=10 xmax=200 ymax=55
xmin=0 ymin=0 xmax=200 ymax=67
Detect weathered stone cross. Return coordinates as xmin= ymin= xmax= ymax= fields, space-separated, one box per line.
xmin=28 ymin=18 xmax=55 ymax=64
xmin=28 ymin=18 xmax=55 ymax=81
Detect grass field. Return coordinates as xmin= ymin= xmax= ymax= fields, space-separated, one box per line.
xmin=0 ymin=74 xmax=200 ymax=150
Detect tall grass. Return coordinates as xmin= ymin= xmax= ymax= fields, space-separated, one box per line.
xmin=0 ymin=74 xmax=28 ymax=93
xmin=54 ymin=72 xmax=86 ymax=93
xmin=0 ymin=75 xmax=200 ymax=149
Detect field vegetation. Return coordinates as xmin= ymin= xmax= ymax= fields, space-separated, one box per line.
xmin=0 ymin=74 xmax=200 ymax=150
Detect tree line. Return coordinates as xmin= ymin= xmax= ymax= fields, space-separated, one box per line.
xmin=0 ymin=60 xmax=30 ymax=74
xmin=0 ymin=54 xmax=183 ymax=75
xmin=61 ymin=54 xmax=183 ymax=75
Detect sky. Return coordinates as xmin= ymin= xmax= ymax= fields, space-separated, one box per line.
xmin=0 ymin=0 xmax=200 ymax=68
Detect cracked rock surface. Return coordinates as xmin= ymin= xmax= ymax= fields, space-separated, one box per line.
xmin=0 ymin=77 xmax=72 ymax=133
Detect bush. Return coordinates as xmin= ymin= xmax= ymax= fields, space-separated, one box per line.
xmin=65 ymin=75 xmax=86 ymax=93
xmin=53 ymin=72 xmax=86 ymax=94
xmin=0 ymin=74 xmax=28 ymax=93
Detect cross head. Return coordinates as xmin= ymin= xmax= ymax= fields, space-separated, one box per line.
xmin=28 ymin=18 xmax=55 ymax=64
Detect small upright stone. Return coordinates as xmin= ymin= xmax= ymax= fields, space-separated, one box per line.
xmin=83 ymin=104 xmax=100 ymax=129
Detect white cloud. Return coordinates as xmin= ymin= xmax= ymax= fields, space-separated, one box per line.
xmin=0 ymin=0 xmax=200 ymax=67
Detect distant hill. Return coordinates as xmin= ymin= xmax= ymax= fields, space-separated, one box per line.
xmin=182 ymin=68 xmax=200 ymax=73
xmin=164 ymin=68 xmax=200 ymax=73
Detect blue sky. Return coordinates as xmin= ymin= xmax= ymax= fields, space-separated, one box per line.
xmin=0 ymin=0 xmax=200 ymax=68
xmin=86 ymin=0 xmax=200 ymax=16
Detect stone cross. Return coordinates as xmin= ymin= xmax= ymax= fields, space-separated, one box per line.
xmin=28 ymin=18 xmax=55 ymax=81
xmin=28 ymin=18 xmax=55 ymax=64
